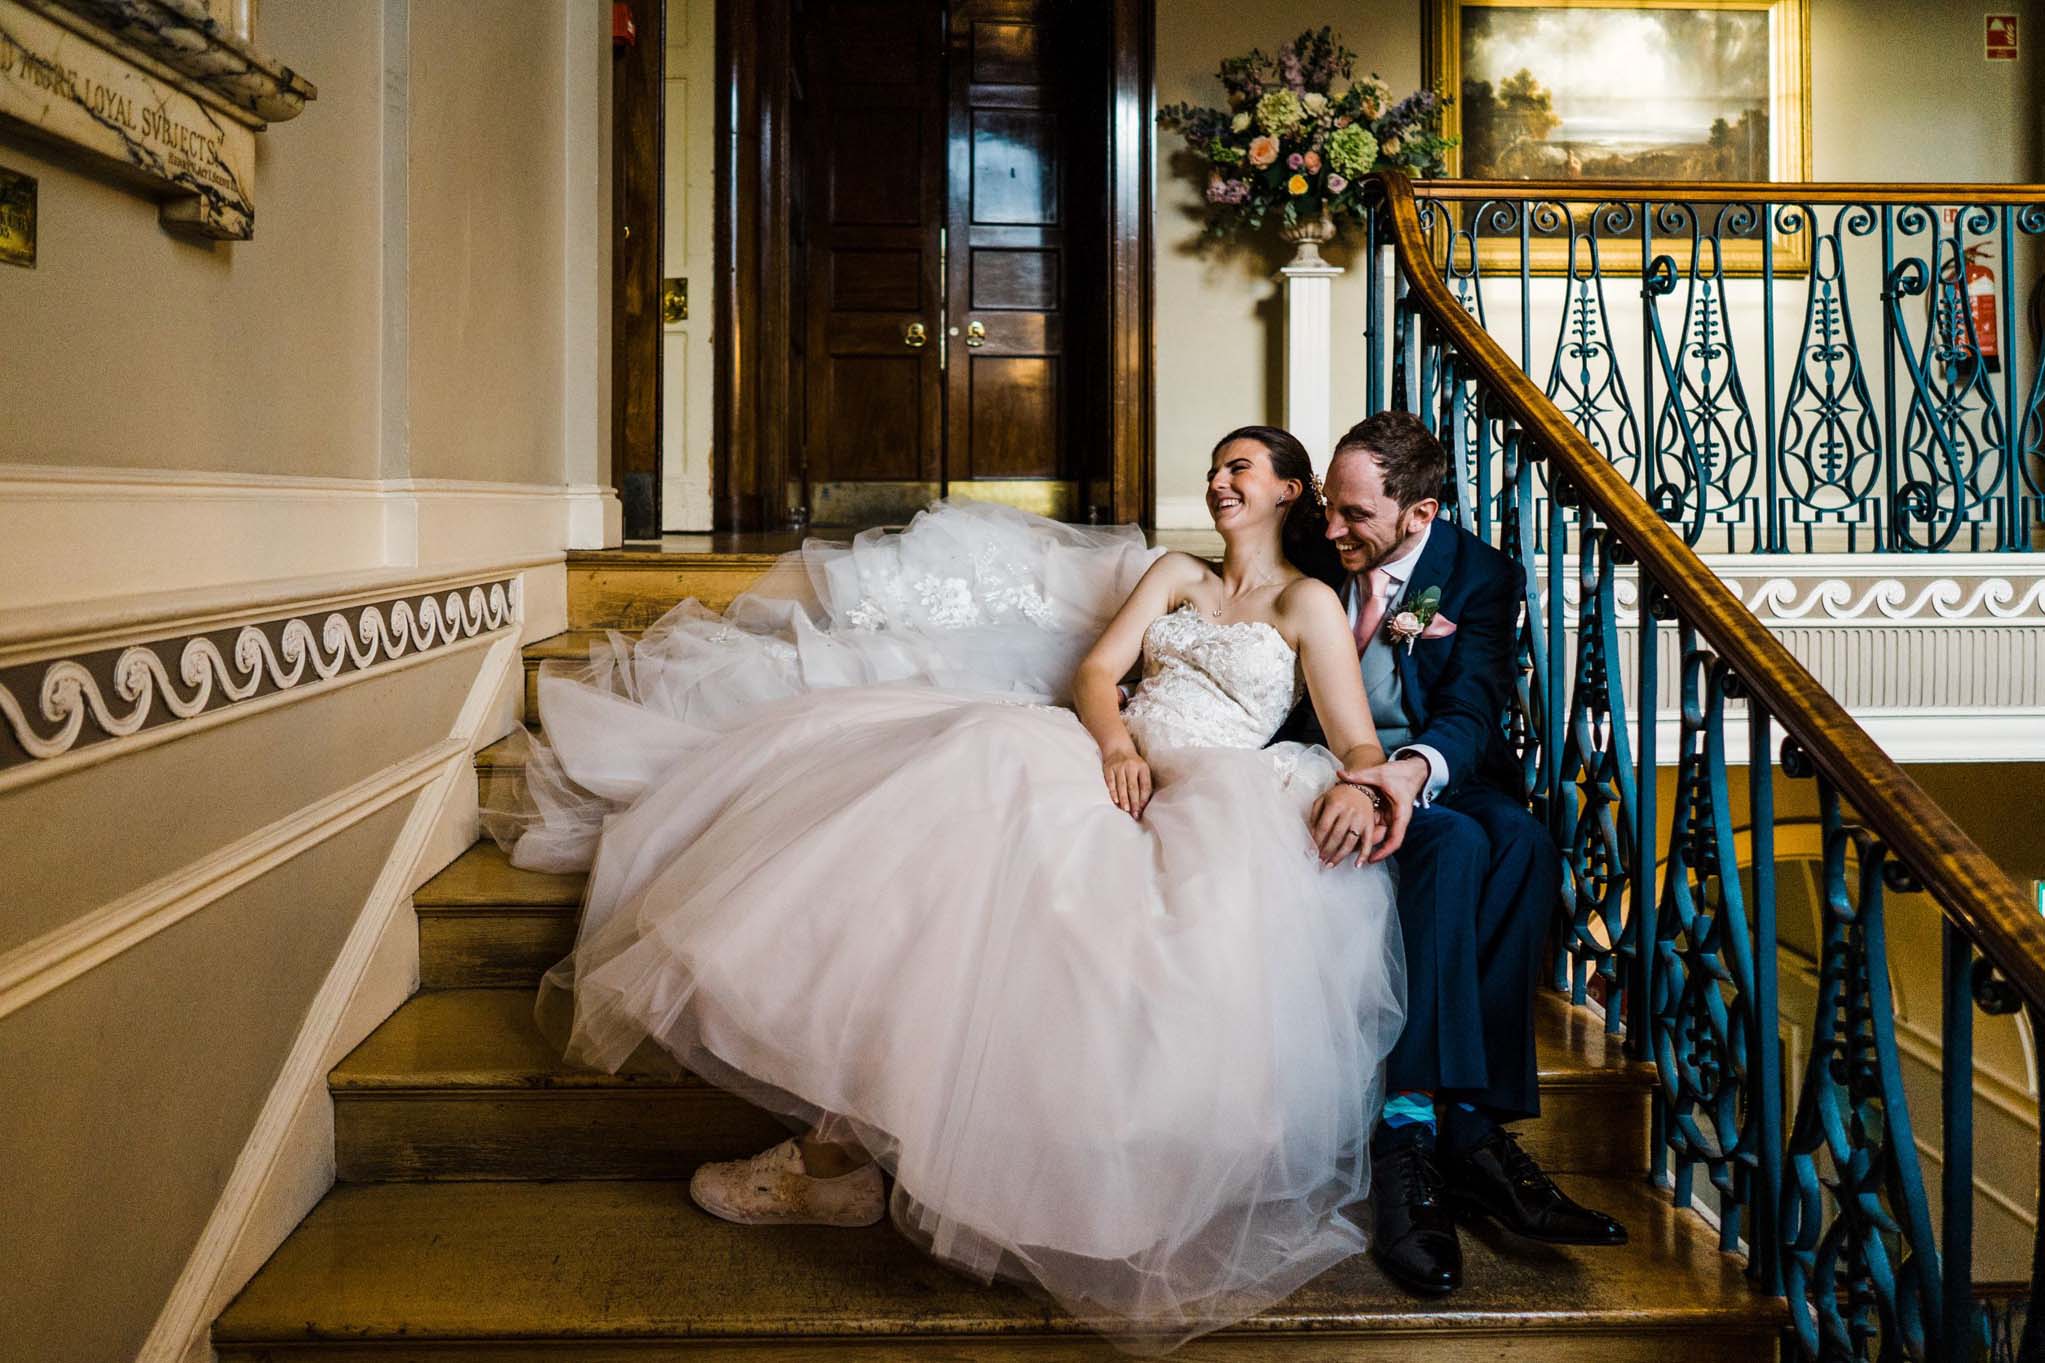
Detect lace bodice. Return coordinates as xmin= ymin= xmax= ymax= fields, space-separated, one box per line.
xmin=1122 ymin=606 xmax=1302 ymax=755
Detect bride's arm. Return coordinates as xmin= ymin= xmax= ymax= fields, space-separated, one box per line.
xmin=1072 ymin=553 xmax=1204 ymax=817
xmin=1281 ymin=580 xmax=1408 ymax=866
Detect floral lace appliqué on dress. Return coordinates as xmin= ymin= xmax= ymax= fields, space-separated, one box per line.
xmin=1122 ymin=605 xmax=1303 ymax=756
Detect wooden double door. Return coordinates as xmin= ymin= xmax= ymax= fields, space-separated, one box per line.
xmin=796 ymin=0 xmax=1110 ymax=525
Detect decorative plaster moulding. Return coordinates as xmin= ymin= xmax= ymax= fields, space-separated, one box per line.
xmin=0 ymin=572 xmax=521 ymax=790
xmin=0 ymin=0 xmax=314 ymax=238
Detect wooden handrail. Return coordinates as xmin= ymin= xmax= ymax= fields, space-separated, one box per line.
xmin=1372 ymin=169 xmax=2045 ymax=1011
xmin=1408 ymin=177 xmax=2045 ymax=206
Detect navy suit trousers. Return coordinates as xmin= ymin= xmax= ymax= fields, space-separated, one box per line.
xmin=1382 ymin=782 xmax=1559 ymax=1123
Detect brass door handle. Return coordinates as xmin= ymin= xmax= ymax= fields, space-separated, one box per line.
xmin=904 ymin=322 xmax=928 ymax=348
xmin=661 ymin=277 xmax=687 ymax=324
xmin=965 ymin=320 xmax=986 ymax=348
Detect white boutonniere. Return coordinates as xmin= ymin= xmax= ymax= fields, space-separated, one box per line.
xmin=1382 ymin=586 xmax=1442 ymax=654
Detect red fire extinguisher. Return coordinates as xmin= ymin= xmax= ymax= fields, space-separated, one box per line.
xmin=1939 ymin=241 xmax=2002 ymax=373
xmin=1964 ymin=246 xmax=2001 ymax=372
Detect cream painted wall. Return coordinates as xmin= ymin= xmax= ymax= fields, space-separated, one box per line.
xmin=1811 ymin=0 xmax=2042 ymax=184
xmin=406 ymin=5 xmax=570 ymax=486
xmin=0 ymin=1 xmax=385 ymax=478
xmin=0 ymin=803 xmax=417 ymax=1363
xmin=0 ymin=6 xmax=592 ymax=1358
xmin=0 ymin=640 xmax=491 ymax=1361
xmin=1152 ymin=0 xmax=1419 ymax=526
xmin=0 ymin=0 xmax=609 ymax=493
xmin=1150 ymin=0 xmax=2045 ymax=526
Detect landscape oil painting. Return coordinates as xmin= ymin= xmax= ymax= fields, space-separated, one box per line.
xmin=1426 ymin=0 xmax=1809 ymax=271
xmin=1461 ymin=5 xmax=1772 ymax=180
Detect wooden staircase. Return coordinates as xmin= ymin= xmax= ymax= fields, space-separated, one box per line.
xmin=213 ymin=551 xmax=1787 ymax=1361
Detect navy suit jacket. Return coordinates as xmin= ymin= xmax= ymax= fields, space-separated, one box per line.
xmin=1280 ymin=519 xmax=1524 ymax=803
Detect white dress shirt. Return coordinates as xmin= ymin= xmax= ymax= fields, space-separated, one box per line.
xmin=1345 ymin=524 xmax=1451 ymax=805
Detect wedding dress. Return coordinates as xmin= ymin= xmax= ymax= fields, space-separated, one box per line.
xmin=500 ymin=501 xmax=1405 ymax=1351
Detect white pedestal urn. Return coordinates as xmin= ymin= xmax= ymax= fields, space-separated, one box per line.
xmin=1278 ymin=214 xmax=1345 ymax=466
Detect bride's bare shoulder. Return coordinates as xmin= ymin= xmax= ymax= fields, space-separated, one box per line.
xmin=1142 ymin=551 xmax=1218 ymax=588
xmin=1275 ymin=575 xmax=1344 ymax=622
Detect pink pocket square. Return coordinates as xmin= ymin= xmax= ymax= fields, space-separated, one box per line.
xmin=1419 ymin=614 xmax=1457 ymax=640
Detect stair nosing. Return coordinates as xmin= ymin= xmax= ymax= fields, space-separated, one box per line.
xmin=212 ymin=1175 xmax=1786 ymax=1346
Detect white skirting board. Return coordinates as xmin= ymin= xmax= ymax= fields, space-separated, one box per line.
xmin=0 ymin=463 xmax=622 ymax=609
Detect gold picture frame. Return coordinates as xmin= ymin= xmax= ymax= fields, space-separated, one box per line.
xmin=1422 ymin=0 xmax=1812 ymax=277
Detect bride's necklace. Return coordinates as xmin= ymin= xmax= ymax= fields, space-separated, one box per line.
xmin=1207 ymin=570 xmax=1286 ymax=620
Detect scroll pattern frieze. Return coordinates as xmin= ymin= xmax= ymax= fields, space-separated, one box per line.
xmin=0 ymin=578 xmax=519 ymax=772
xmin=1539 ymin=565 xmax=2045 ymax=730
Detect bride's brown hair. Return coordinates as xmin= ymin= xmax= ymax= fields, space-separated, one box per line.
xmin=1210 ymin=425 xmax=1345 ymax=589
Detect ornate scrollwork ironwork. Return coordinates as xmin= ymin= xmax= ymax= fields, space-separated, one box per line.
xmin=1887 ymin=208 xmax=2011 ymax=552
xmin=1652 ymin=642 xmax=1769 ymax=1252
xmin=1408 ymin=186 xmax=2043 ymax=557
xmin=1545 ymin=209 xmax=1644 ymax=491
xmin=1373 ymin=180 xmax=2039 ymax=1363
xmin=1778 ymin=776 xmax=1942 ymax=1362
xmin=1556 ymin=519 xmax=1636 ymax=1015
xmin=1646 ymin=205 xmax=1763 ymax=548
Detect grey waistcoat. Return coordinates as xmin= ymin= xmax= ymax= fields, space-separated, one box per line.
xmin=1360 ymin=635 xmax=1412 ymax=753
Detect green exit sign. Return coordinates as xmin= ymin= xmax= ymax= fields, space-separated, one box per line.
xmin=2037 ymin=881 xmax=2045 ymax=916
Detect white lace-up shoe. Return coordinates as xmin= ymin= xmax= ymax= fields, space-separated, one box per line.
xmin=688 ymin=1139 xmax=886 ymax=1227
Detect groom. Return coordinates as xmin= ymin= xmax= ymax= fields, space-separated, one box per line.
xmin=1301 ymin=411 xmax=1626 ymax=1297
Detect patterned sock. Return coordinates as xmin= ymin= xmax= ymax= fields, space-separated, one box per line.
xmin=1444 ymin=1100 xmax=1499 ymax=1154
xmin=1374 ymin=1091 xmax=1437 ymax=1154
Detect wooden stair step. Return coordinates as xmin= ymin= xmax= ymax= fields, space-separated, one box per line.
xmin=475 ymin=732 xmax=532 ymax=808
xmin=415 ymin=842 xmax=583 ymax=988
xmin=566 ymin=551 xmax=780 ymax=630
xmin=331 ymin=990 xmax=785 ymax=1182
xmin=521 ymin=630 xmax=639 ymax=716
xmin=215 ymin=1176 xmax=1783 ymax=1360
xmin=416 ymin=840 xmax=586 ymax=909
xmin=332 ymin=986 xmax=1649 ymax=1182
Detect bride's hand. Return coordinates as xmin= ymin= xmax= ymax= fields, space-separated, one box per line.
xmin=1101 ymin=749 xmax=1153 ymax=819
xmin=1334 ymin=757 xmax=1424 ymax=862
xmin=1309 ymin=783 xmax=1382 ymax=868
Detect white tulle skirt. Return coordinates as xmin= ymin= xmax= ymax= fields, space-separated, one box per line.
xmin=499 ymin=503 xmax=1405 ymax=1351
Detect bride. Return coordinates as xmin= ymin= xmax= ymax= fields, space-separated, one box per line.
xmin=502 ymin=425 xmax=1408 ymax=1352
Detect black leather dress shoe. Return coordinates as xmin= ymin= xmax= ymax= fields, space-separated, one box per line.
xmin=1442 ymin=1126 xmax=1629 ymax=1245
xmin=1370 ymin=1141 xmax=1463 ymax=1296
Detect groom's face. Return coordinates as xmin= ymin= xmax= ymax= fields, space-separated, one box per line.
xmin=1322 ymin=449 xmax=1437 ymax=575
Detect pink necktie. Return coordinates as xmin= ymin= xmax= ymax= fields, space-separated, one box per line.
xmin=1352 ymin=568 xmax=1393 ymax=655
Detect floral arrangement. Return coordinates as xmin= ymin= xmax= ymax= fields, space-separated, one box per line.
xmin=1158 ymin=29 xmax=1456 ymax=240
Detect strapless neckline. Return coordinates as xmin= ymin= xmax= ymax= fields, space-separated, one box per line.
xmin=1156 ymin=603 xmax=1294 ymax=656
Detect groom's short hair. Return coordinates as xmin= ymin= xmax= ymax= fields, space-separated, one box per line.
xmin=1332 ymin=412 xmax=1448 ymax=511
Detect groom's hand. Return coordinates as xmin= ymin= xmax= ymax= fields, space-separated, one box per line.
xmin=1336 ymin=757 xmax=1428 ymax=862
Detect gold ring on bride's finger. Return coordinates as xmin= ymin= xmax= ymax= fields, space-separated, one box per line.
xmin=1343 ymin=829 xmax=1359 ymax=840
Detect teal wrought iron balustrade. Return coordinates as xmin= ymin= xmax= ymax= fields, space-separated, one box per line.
xmin=1364 ymin=169 xmax=2045 ymax=1363
xmin=1395 ymin=179 xmax=2045 ymax=554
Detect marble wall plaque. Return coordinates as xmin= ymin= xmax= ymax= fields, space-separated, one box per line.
xmin=0 ymin=0 xmax=309 ymax=239
xmin=0 ymin=163 xmax=31 ymax=265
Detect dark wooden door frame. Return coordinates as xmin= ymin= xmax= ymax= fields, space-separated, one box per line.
xmin=711 ymin=0 xmax=799 ymax=533
xmin=694 ymin=0 xmax=1154 ymax=532
xmin=613 ymin=0 xmax=666 ymax=541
